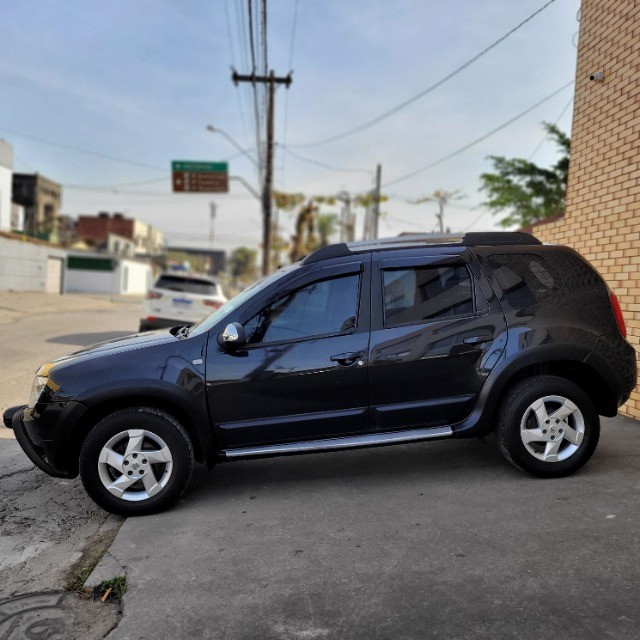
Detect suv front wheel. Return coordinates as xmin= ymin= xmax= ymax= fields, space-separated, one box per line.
xmin=497 ymin=375 xmax=600 ymax=477
xmin=79 ymin=407 xmax=194 ymax=516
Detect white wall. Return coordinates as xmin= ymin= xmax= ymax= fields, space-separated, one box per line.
xmin=0 ymin=235 xmax=66 ymax=292
xmin=120 ymin=259 xmax=151 ymax=295
xmin=64 ymin=268 xmax=120 ymax=294
xmin=64 ymin=256 xmax=151 ymax=295
xmin=0 ymin=140 xmax=13 ymax=232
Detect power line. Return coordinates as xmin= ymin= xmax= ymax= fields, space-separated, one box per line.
xmin=0 ymin=128 xmax=166 ymax=172
xmin=291 ymin=0 xmax=558 ymax=148
xmin=383 ymin=80 xmax=574 ymax=188
xmin=245 ymin=0 xmax=263 ymax=170
xmin=223 ymin=0 xmax=251 ymax=147
xmin=277 ymin=144 xmax=372 ymax=175
xmin=528 ymin=94 xmax=574 ymax=160
xmin=279 ymin=0 xmax=300 ymax=189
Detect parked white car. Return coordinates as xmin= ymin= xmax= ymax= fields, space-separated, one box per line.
xmin=139 ymin=273 xmax=227 ymax=332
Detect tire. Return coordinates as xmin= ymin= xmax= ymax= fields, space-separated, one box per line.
xmin=496 ymin=375 xmax=600 ymax=478
xmin=79 ymin=407 xmax=194 ymax=516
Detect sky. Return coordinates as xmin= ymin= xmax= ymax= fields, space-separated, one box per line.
xmin=0 ymin=0 xmax=581 ymax=254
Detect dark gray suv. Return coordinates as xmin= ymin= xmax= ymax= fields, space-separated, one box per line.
xmin=5 ymin=232 xmax=637 ymax=515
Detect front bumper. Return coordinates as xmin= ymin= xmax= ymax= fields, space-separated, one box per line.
xmin=8 ymin=402 xmax=87 ymax=478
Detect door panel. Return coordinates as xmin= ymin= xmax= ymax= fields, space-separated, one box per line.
xmin=208 ymin=332 xmax=369 ymax=448
xmin=369 ymin=250 xmax=506 ymax=431
xmin=206 ymin=260 xmax=371 ymax=449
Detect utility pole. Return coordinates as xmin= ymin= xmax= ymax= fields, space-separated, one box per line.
xmin=209 ymin=202 xmax=216 ymax=247
xmin=372 ymin=164 xmax=382 ymax=239
xmin=232 ymin=70 xmax=292 ymax=275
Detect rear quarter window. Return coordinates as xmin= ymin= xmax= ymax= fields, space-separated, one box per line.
xmin=487 ymin=254 xmax=561 ymax=310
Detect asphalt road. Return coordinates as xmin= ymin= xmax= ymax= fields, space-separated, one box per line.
xmin=1 ymin=293 xmax=639 ymax=639
xmin=106 ymin=415 xmax=640 ymax=640
xmin=0 ymin=293 xmax=141 ymax=638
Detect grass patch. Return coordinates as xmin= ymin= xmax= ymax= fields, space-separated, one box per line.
xmin=65 ymin=516 xmax=124 ymax=594
xmin=95 ymin=576 xmax=127 ymax=601
xmin=66 ymin=553 xmax=104 ymax=592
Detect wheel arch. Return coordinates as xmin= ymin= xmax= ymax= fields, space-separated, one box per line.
xmin=66 ymin=386 xmax=217 ymax=476
xmin=456 ymin=345 xmax=618 ymax=437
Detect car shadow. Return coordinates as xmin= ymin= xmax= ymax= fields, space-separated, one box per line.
xmin=47 ymin=331 xmax=134 ymax=346
xmin=185 ymin=436 xmax=514 ymax=505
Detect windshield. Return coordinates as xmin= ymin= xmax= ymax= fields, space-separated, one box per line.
xmin=188 ymin=264 xmax=299 ymax=337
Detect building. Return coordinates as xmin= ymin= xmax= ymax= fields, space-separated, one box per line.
xmin=12 ymin=173 xmax=62 ymax=240
xmin=76 ymin=212 xmax=163 ymax=256
xmin=65 ymin=251 xmax=152 ymax=295
xmin=0 ymin=232 xmax=66 ymax=293
xmin=165 ymin=246 xmax=226 ymax=275
xmin=0 ymin=140 xmax=12 ymax=232
xmin=527 ymin=0 xmax=640 ymax=418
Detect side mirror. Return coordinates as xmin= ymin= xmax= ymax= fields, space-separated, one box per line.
xmin=218 ymin=322 xmax=246 ymax=348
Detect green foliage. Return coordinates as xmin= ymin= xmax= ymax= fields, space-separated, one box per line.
xmin=479 ymin=123 xmax=570 ymax=228
xmin=97 ymin=576 xmax=127 ymax=600
xmin=229 ymin=246 xmax=258 ymax=283
xmin=317 ymin=214 xmax=338 ymax=247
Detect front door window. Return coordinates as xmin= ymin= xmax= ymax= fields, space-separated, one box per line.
xmin=246 ymin=274 xmax=360 ymax=344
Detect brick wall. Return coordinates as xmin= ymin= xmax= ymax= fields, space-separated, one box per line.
xmin=530 ymin=0 xmax=640 ymax=418
xmin=76 ymin=215 xmax=135 ymax=243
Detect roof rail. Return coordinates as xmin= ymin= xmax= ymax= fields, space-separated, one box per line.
xmin=301 ymin=231 xmax=542 ymax=263
xmin=462 ymin=232 xmax=541 ymax=246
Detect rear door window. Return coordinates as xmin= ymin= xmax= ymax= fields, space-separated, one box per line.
xmin=383 ymin=264 xmax=475 ymax=326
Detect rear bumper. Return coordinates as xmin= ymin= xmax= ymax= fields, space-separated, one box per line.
xmin=9 ymin=402 xmax=87 ymax=478
xmin=585 ymin=334 xmax=637 ymax=413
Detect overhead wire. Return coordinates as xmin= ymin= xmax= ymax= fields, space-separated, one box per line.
xmin=0 ymin=128 xmax=167 ymax=172
xmin=291 ymin=0 xmax=559 ymax=148
xmin=382 ymin=80 xmax=574 ymax=188
xmin=224 ymin=0 xmax=251 ymax=147
xmin=278 ymin=0 xmax=300 ymax=189
xmin=277 ymin=144 xmax=373 ymax=175
xmin=246 ymin=0 xmax=263 ymax=174
xmin=528 ymin=95 xmax=574 ymax=160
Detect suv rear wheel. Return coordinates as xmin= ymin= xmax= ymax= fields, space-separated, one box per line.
xmin=497 ymin=375 xmax=600 ymax=477
xmin=79 ymin=407 xmax=194 ymax=516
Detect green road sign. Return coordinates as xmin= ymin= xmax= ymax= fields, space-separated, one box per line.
xmin=171 ymin=161 xmax=228 ymax=173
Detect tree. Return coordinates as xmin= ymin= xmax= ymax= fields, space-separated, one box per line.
xmin=410 ymin=189 xmax=463 ymax=233
xmin=317 ymin=214 xmax=338 ymax=247
xmin=229 ymin=246 xmax=258 ymax=285
xmin=289 ymin=201 xmax=318 ymax=262
xmin=479 ymin=123 xmax=570 ymax=228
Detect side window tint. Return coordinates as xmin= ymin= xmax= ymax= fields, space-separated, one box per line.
xmin=487 ymin=254 xmax=561 ymax=309
xmin=383 ymin=265 xmax=474 ymax=326
xmin=247 ymin=274 xmax=360 ymax=344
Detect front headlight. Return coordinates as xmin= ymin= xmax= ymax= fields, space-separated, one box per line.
xmin=27 ymin=362 xmax=61 ymax=409
xmin=28 ymin=376 xmax=49 ymax=409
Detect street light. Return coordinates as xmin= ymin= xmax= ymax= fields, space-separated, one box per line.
xmin=205 ymin=125 xmax=260 ymax=169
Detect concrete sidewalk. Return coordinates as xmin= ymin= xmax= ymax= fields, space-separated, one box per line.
xmin=0 ymin=291 xmax=142 ymax=325
xmin=101 ymin=415 xmax=640 ymax=640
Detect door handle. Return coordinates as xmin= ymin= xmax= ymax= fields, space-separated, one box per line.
xmin=330 ymin=352 xmax=364 ymax=366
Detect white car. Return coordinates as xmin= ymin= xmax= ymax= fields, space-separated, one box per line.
xmin=139 ymin=273 xmax=227 ymax=332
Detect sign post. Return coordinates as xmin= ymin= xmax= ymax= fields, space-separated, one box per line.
xmin=172 ymin=161 xmax=229 ymax=193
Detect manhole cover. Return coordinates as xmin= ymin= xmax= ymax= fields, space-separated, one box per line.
xmin=0 ymin=591 xmax=118 ymax=640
